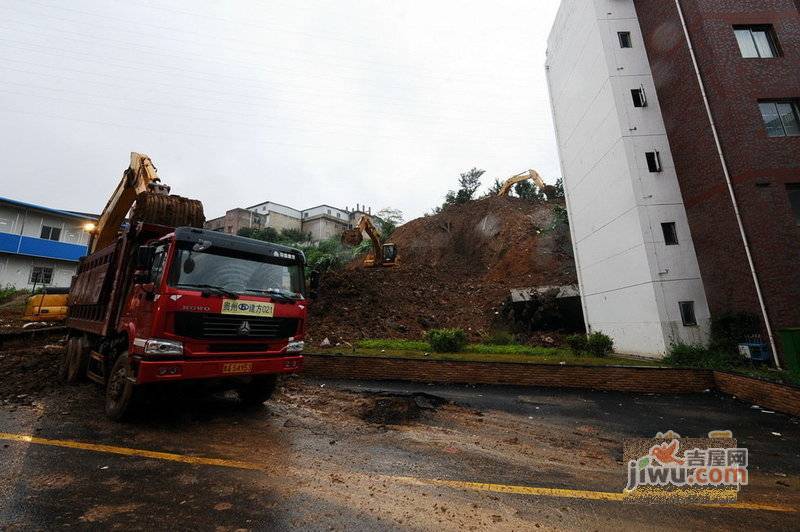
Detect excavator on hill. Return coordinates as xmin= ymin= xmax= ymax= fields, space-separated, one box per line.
xmin=340 ymin=214 xmax=398 ymax=267
xmin=497 ymin=169 xmax=557 ymax=199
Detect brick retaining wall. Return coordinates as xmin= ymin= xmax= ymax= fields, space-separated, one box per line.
xmin=302 ymin=355 xmax=800 ymax=417
xmin=303 ymin=355 xmax=715 ymax=394
xmin=714 ymin=372 xmax=800 ymax=418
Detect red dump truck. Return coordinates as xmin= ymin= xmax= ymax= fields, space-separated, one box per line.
xmin=64 ymin=153 xmax=316 ymax=419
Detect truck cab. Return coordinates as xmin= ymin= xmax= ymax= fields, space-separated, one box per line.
xmin=67 ymin=225 xmax=314 ymax=420
xmin=123 ymin=227 xmax=308 ymax=382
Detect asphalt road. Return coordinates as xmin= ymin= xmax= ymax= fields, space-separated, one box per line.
xmin=0 ymin=378 xmax=798 ymax=530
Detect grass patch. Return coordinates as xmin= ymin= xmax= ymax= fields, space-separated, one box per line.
xmin=316 ymin=339 xmax=662 ymax=367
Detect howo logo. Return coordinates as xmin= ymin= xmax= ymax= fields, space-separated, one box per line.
xmin=238 ymin=320 xmax=251 ymax=336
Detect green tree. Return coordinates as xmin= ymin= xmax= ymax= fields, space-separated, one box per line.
xmin=237 ymin=226 xmax=280 ymax=242
xmin=279 ymin=228 xmax=310 ymax=244
xmin=553 ymin=178 xmax=565 ymax=199
xmin=376 ymin=207 xmax=403 ymax=238
xmin=441 ymin=167 xmax=485 ymax=210
xmin=514 ymin=179 xmax=542 ymax=201
xmin=487 ymin=178 xmax=504 ymax=195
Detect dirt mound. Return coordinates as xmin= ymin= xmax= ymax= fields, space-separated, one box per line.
xmin=0 ymin=338 xmax=65 ymax=405
xmin=360 ymin=393 xmax=447 ymax=425
xmin=308 ymin=196 xmax=577 ymax=342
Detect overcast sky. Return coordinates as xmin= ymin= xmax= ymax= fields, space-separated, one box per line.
xmin=1 ymin=0 xmax=562 ymax=221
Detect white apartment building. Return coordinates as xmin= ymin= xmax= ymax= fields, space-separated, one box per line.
xmin=546 ymin=0 xmax=710 ymax=356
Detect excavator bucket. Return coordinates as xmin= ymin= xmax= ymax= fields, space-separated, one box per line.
xmin=130 ymin=192 xmax=205 ymax=229
xmin=340 ymin=228 xmax=363 ymax=247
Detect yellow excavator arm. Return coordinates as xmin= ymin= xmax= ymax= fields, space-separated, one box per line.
xmin=88 ymin=153 xmax=169 ymax=253
xmin=497 ymin=169 xmax=546 ymax=197
xmin=87 ymin=152 xmax=204 ymax=253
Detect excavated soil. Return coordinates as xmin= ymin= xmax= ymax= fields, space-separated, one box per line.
xmin=0 ymin=338 xmax=65 ymax=405
xmin=308 ymin=196 xmax=576 ymax=342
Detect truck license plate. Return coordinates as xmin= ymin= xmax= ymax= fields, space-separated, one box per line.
xmin=222 ymin=362 xmax=253 ymax=374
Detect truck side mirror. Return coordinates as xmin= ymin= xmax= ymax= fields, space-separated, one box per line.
xmin=309 ymin=270 xmax=320 ymax=300
xmin=136 ymin=245 xmax=156 ymax=270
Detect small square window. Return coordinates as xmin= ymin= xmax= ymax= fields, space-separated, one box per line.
xmin=646 ymin=151 xmax=662 ymax=172
xmin=759 ymin=100 xmax=800 ymax=137
xmin=618 ymin=31 xmax=632 ymax=48
xmin=734 ymin=25 xmax=779 ymax=58
xmin=29 ymin=266 xmax=53 ymax=285
xmin=679 ymin=301 xmax=697 ymax=326
xmin=661 ymin=222 xmax=679 ymax=245
xmin=787 ymin=184 xmax=800 ymax=226
xmin=631 ymin=87 xmax=647 ymax=107
xmin=40 ymin=225 xmax=61 ymax=241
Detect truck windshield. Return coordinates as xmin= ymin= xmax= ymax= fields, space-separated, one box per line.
xmin=167 ymin=245 xmax=304 ymax=299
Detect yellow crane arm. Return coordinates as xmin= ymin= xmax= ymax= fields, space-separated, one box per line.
xmin=89 ymin=152 xmax=170 ymax=253
xmin=497 ymin=169 xmax=546 ymax=196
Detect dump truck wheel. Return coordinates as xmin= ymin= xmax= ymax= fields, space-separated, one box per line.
xmin=105 ymin=353 xmax=137 ymax=421
xmin=62 ymin=336 xmax=88 ymax=383
xmin=130 ymin=192 xmax=205 ymax=229
xmin=237 ymin=375 xmax=278 ymax=407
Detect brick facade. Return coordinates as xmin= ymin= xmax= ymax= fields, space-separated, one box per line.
xmin=632 ymin=0 xmax=800 ymax=358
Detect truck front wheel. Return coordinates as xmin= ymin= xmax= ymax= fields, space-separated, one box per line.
xmin=237 ymin=375 xmax=278 ymax=407
xmin=105 ymin=352 xmax=137 ymax=421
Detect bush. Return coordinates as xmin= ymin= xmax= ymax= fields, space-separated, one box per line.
xmin=664 ymin=342 xmax=744 ymax=370
xmin=565 ymin=334 xmax=587 ymax=355
xmin=0 ymin=284 xmax=24 ymax=304
xmin=486 ymin=330 xmax=514 ymax=346
xmin=426 ymin=328 xmax=468 ymax=353
xmin=586 ymin=332 xmax=614 ymax=357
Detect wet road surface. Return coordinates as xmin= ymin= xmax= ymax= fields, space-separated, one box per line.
xmin=1 ymin=378 xmax=798 ymax=530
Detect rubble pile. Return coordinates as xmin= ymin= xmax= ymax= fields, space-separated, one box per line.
xmin=308 ymin=195 xmax=577 ymax=342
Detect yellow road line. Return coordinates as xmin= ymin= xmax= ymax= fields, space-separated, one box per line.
xmin=394 ymin=476 xmax=625 ymax=502
xmin=0 ymin=432 xmax=264 ymax=471
xmin=0 ymin=432 xmax=794 ymax=513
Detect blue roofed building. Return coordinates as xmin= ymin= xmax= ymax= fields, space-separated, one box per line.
xmin=0 ymin=197 xmax=97 ymax=289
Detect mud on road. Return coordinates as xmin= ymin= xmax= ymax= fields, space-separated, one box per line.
xmin=1 ymin=364 xmax=799 ymax=531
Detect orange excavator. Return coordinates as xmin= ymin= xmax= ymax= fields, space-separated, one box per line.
xmin=497 ymin=169 xmax=556 ymax=199
xmin=341 ymin=215 xmax=398 ymax=267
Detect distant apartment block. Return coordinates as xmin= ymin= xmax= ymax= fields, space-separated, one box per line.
xmin=0 ymin=197 xmax=97 ymax=289
xmin=547 ymin=0 xmax=800 ymax=360
xmin=205 ymin=201 xmax=378 ymax=242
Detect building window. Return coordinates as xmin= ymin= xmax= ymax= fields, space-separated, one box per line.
xmin=29 ymin=266 xmax=53 ymax=285
xmin=618 ymin=31 xmax=632 ymax=48
xmin=661 ymin=222 xmax=679 ymax=245
xmin=40 ymin=225 xmax=61 ymax=241
xmin=631 ymin=87 xmax=647 ymax=108
xmin=326 ymin=209 xmax=331 ymax=215
xmin=645 ymin=151 xmax=662 ymax=172
xmin=734 ymin=25 xmax=779 ymax=58
xmin=679 ymin=301 xmax=697 ymax=326
xmin=759 ymin=100 xmax=800 ymax=137
xmin=787 ymin=184 xmax=800 ymax=226
xmin=336 ymin=212 xmax=340 ymax=218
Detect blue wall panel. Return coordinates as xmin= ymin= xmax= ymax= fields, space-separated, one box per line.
xmin=0 ymin=232 xmax=87 ymax=261
xmin=0 ymin=232 xmax=21 ymax=254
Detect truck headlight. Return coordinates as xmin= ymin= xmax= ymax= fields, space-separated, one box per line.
xmin=286 ymin=341 xmax=304 ymax=353
xmin=144 ymin=338 xmax=184 ymax=356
